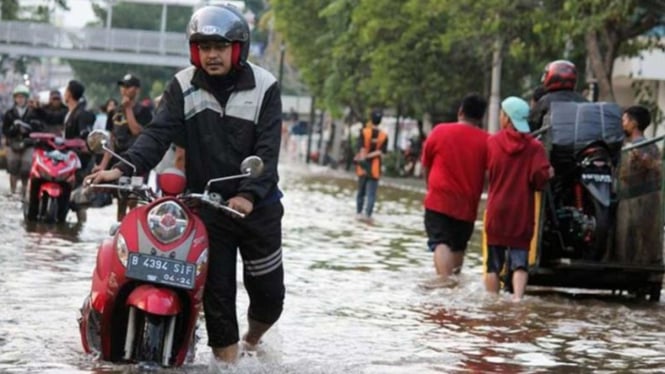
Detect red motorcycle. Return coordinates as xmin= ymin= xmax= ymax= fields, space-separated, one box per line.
xmin=78 ymin=130 xmax=263 ymax=368
xmin=23 ymin=132 xmax=87 ymax=223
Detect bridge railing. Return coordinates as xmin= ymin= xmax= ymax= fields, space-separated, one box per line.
xmin=0 ymin=21 xmax=188 ymax=56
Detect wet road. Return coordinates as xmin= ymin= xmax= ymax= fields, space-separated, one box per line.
xmin=0 ymin=164 xmax=664 ymax=373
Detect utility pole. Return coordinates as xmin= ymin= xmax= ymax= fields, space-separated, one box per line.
xmin=159 ymin=3 xmax=168 ymax=54
xmin=306 ymin=96 xmax=316 ymax=164
xmin=106 ymin=1 xmax=114 ymax=29
xmin=278 ymin=43 xmax=285 ymax=87
xmin=106 ymin=0 xmax=114 ymax=49
xmin=487 ymin=37 xmax=503 ymax=134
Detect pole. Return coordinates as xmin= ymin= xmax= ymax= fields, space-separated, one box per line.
xmin=393 ymin=104 xmax=401 ymax=151
xmin=317 ymin=110 xmax=325 ymax=164
xmin=306 ymin=96 xmax=316 ymax=164
xmin=106 ymin=1 xmax=113 ymax=29
xmin=487 ymin=37 xmax=503 ymax=134
xmin=278 ymin=43 xmax=285 ymax=87
xmin=159 ymin=3 xmax=168 ymax=54
xmin=106 ymin=1 xmax=113 ymax=49
xmin=393 ymin=104 xmax=402 ymax=174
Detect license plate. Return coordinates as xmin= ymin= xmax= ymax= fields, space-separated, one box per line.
xmin=126 ymin=253 xmax=196 ymax=290
xmin=581 ymin=173 xmax=612 ymax=183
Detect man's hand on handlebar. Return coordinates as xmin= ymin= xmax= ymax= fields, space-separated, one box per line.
xmin=85 ymin=168 xmax=124 ymax=186
xmin=227 ymin=195 xmax=253 ymax=216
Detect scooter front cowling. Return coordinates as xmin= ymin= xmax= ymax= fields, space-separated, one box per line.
xmin=127 ymin=285 xmax=182 ymax=316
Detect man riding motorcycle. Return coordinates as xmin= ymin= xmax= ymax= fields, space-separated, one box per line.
xmin=528 ymin=60 xmax=588 ymax=132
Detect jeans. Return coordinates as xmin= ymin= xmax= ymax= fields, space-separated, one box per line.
xmin=356 ymin=176 xmax=379 ymax=217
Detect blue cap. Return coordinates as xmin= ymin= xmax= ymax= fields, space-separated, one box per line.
xmin=501 ymin=96 xmax=530 ymax=133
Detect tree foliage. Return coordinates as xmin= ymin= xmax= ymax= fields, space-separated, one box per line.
xmin=558 ymin=0 xmax=665 ymax=100
xmin=271 ymin=0 xmax=665 ymax=121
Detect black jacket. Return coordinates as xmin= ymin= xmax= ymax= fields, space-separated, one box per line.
xmin=116 ymin=63 xmax=283 ymax=204
xmin=2 ymin=105 xmax=44 ymax=143
xmin=528 ymin=90 xmax=588 ymax=132
xmin=64 ymin=101 xmax=96 ymax=166
xmin=64 ymin=101 xmax=95 ymax=141
xmin=36 ymin=103 xmax=67 ymax=129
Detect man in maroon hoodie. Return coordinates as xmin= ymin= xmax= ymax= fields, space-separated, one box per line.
xmin=484 ymin=96 xmax=552 ymax=301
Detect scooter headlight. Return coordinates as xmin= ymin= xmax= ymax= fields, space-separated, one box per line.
xmin=196 ymin=248 xmax=208 ymax=277
xmin=146 ymin=201 xmax=188 ymax=244
xmin=116 ymin=234 xmax=128 ymax=267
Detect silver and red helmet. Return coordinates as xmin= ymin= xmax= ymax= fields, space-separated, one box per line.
xmin=187 ymin=5 xmax=250 ymax=69
xmin=541 ymin=60 xmax=577 ymax=92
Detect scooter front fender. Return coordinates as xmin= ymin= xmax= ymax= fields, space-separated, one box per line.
xmin=39 ymin=181 xmax=62 ymax=198
xmin=127 ymin=285 xmax=182 ymax=316
xmin=90 ymin=238 xmax=116 ymax=313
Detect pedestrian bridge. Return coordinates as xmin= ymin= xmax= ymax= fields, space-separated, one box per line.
xmin=0 ymin=21 xmax=189 ymax=68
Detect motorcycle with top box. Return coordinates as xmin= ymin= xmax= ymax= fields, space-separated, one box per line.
xmin=483 ymin=102 xmax=665 ymax=301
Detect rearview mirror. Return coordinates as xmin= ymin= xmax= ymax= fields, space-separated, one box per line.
xmin=240 ymin=156 xmax=264 ymax=178
xmin=86 ymin=130 xmax=111 ymax=154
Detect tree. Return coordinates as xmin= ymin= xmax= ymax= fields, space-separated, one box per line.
xmin=561 ymin=0 xmax=665 ymax=101
xmin=262 ymin=0 xmax=665 ymax=125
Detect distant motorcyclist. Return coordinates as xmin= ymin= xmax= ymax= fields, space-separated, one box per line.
xmin=528 ymin=60 xmax=588 ymax=132
xmin=2 ymin=84 xmax=44 ymax=196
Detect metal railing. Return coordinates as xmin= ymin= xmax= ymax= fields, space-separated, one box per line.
xmin=0 ymin=20 xmax=188 ymax=57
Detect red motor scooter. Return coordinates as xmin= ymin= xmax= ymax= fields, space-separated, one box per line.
xmin=23 ymin=131 xmax=87 ymax=223
xmin=78 ymin=130 xmax=264 ymax=368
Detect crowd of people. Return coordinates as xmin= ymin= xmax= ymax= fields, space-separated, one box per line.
xmin=0 ymin=2 xmax=661 ymax=366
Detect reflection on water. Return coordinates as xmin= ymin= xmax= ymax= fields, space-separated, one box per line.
xmin=0 ymin=166 xmax=664 ymax=373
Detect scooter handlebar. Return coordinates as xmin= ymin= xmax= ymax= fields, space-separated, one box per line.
xmin=88 ymin=183 xmax=154 ymax=200
xmin=181 ymin=193 xmax=246 ymax=218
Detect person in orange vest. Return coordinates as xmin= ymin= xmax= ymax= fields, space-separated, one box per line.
xmin=354 ymin=109 xmax=388 ymax=222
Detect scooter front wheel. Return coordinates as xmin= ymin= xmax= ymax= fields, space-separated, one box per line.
xmin=24 ymin=180 xmax=41 ymax=221
xmin=44 ymin=196 xmax=59 ymax=223
xmin=134 ymin=312 xmax=168 ymax=366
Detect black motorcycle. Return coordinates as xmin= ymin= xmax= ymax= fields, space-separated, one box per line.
xmin=543 ymin=140 xmax=616 ymax=262
xmin=522 ymin=102 xmax=664 ymax=301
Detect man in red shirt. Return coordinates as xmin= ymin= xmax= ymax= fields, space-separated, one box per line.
xmin=421 ymin=93 xmax=489 ymax=278
xmin=484 ymin=96 xmax=552 ymax=301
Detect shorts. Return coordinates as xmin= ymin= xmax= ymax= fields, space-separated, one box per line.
xmin=424 ymin=209 xmax=474 ymax=252
xmin=6 ymin=147 xmax=32 ymax=178
xmin=486 ymin=246 xmax=529 ymax=273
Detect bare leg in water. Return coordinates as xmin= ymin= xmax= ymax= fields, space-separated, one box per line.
xmin=433 ymin=243 xmax=464 ymax=278
xmin=212 ymin=318 xmax=272 ymax=362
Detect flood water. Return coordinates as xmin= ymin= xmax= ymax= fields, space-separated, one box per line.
xmin=1 ymin=163 xmax=664 ymax=373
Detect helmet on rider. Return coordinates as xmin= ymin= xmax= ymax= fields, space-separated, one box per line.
xmin=541 ymin=60 xmax=577 ymax=92
xmin=12 ymin=84 xmax=30 ymax=98
xmin=187 ymin=5 xmax=250 ymax=69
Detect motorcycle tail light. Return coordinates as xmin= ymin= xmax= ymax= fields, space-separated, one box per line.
xmin=196 ymin=249 xmax=208 ymax=277
xmin=147 ymin=201 xmax=188 ymax=244
xmin=116 ymin=234 xmax=129 ymax=267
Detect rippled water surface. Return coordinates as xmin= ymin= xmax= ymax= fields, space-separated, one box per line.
xmin=0 ymin=164 xmax=664 ymax=373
